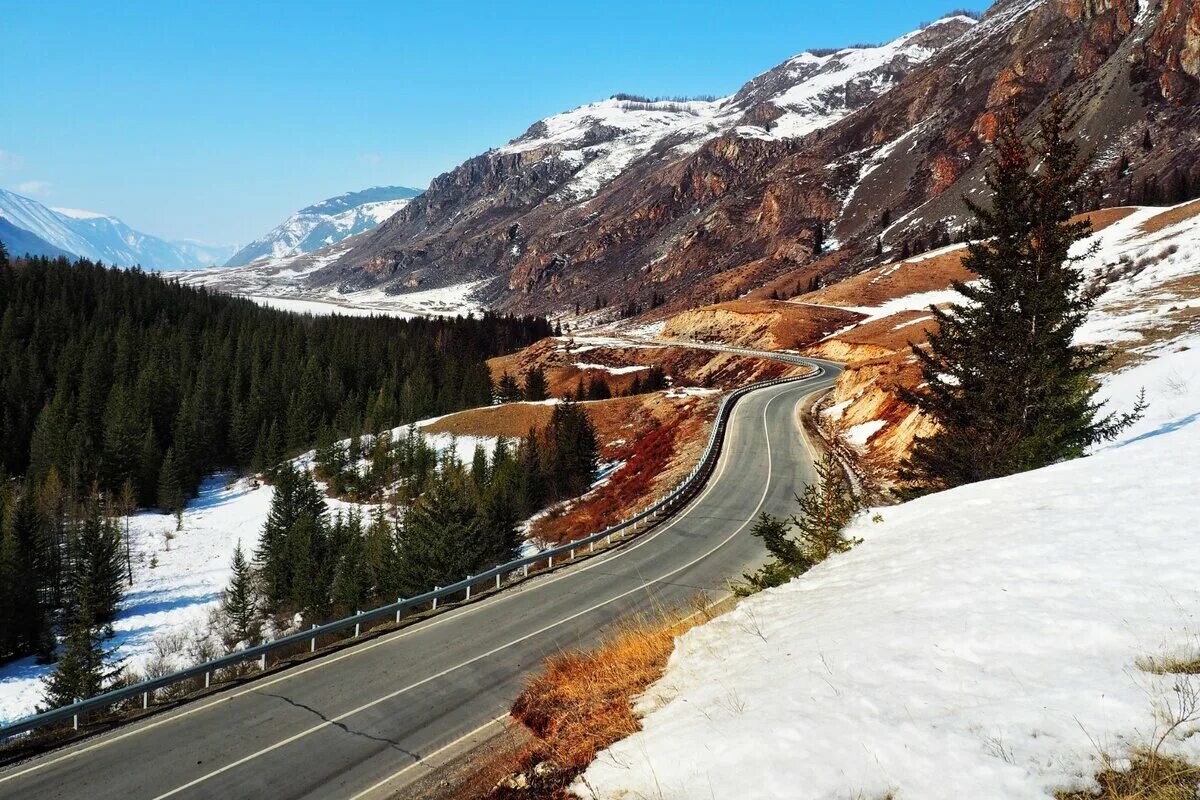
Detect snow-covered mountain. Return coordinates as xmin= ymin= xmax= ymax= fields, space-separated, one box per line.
xmin=311 ymin=15 xmax=981 ymax=305
xmin=224 ymin=186 xmax=422 ymax=267
xmin=168 ymin=239 xmax=237 ymax=268
xmin=0 ymin=217 xmax=70 ymax=259
xmin=490 ymin=16 xmax=977 ymax=206
xmin=0 ymin=187 xmax=230 ymax=269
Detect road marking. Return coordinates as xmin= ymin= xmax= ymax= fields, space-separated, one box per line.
xmin=344 ymin=715 xmax=510 ymax=800
xmin=343 ymin=594 xmax=738 ymax=800
xmin=0 ymin=375 xmax=829 ymax=791
xmin=145 ymin=386 xmax=792 ymax=799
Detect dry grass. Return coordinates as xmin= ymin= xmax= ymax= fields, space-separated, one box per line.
xmin=1057 ymin=753 xmax=1200 ymax=800
xmin=483 ymin=601 xmax=718 ymax=799
xmin=1140 ymin=199 xmax=1200 ymax=235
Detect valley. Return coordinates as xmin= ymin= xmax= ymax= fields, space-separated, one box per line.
xmin=2 ymin=0 xmax=1200 ymax=798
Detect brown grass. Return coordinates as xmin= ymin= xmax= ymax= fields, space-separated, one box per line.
xmin=482 ymin=602 xmax=716 ymax=799
xmin=1057 ymin=753 xmax=1200 ymax=800
xmin=1140 ymin=199 xmax=1200 ymax=235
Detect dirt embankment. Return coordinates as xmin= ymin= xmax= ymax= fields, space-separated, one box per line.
xmin=661 ymin=299 xmax=862 ymax=351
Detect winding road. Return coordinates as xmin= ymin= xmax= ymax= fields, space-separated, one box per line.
xmin=0 ymin=354 xmax=841 ymax=800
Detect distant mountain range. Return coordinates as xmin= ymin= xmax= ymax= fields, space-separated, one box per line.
xmin=224 ymin=186 xmax=422 ymax=267
xmin=0 ymin=188 xmax=235 ymax=269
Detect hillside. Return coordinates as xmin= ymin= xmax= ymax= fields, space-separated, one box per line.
xmin=224 ymin=185 xmax=422 ymax=267
xmin=578 ymin=336 xmax=1200 ymax=799
xmin=298 ymin=0 xmax=1198 ymax=320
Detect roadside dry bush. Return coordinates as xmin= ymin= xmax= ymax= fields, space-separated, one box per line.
xmin=485 ymin=599 xmax=717 ymax=799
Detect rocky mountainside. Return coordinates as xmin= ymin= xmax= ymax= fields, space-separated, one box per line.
xmin=224 ymin=186 xmax=422 ymax=266
xmin=307 ymin=0 xmax=1198 ymax=319
xmin=0 ymin=187 xmax=231 ymax=269
xmin=308 ymin=15 xmax=978 ymax=303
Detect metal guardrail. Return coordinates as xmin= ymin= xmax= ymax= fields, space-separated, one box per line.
xmin=0 ymin=344 xmax=829 ymax=742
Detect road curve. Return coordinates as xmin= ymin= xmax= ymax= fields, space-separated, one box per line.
xmin=0 ymin=357 xmax=841 ymax=800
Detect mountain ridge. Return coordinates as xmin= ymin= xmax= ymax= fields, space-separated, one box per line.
xmin=223 ymin=185 xmax=423 ymax=267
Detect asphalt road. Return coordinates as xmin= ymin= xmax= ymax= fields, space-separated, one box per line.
xmin=0 ymin=359 xmax=841 ymax=800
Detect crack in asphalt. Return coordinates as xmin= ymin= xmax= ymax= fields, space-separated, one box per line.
xmin=261 ymin=693 xmax=422 ymax=763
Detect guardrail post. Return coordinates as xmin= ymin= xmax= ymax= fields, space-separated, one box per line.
xmin=73 ymin=714 xmax=78 ymax=731
xmin=570 ymin=545 xmax=575 ymax=560
xmin=495 ymin=573 xmax=501 ymax=590
xmin=548 ymin=555 xmax=554 ymax=568
xmin=260 ymin=653 xmax=266 ymax=671
xmin=142 ymin=692 xmax=149 ymax=710
xmin=310 ymin=624 xmax=317 ymax=653
xmin=433 ymin=588 xmax=439 ymax=610
xmin=204 ymin=671 xmax=211 ymax=689
xmin=355 ymin=613 xmax=361 ymax=637
xmin=523 ymin=563 xmax=529 ymax=577
xmin=589 ymin=540 xmax=594 ymax=552
xmin=465 ymin=577 xmax=472 ymax=600
xmin=396 ymin=599 xmax=403 ymax=623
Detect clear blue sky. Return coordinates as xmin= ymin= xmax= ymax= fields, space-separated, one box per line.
xmin=0 ymin=0 xmax=989 ymax=245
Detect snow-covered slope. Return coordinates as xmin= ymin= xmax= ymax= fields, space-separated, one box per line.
xmin=491 ymin=16 xmax=977 ymax=205
xmin=0 ymin=188 xmax=228 ymax=269
xmin=224 ymin=186 xmax=422 ymax=266
xmin=0 ymin=188 xmax=98 ymax=258
xmin=169 ymin=239 xmax=237 ymax=268
xmin=0 ymin=217 xmax=71 ymax=258
xmin=52 ymin=207 xmax=217 ymax=270
xmin=581 ymin=337 xmax=1200 ymax=799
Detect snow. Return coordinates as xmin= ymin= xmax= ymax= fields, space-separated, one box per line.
xmin=179 ymin=251 xmax=492 ymax=319
xmin=842 ymin=418 xmax=886 ymax=449
xmin=828 ymin=287 xmax=967 ymax=326
xmin=50 ymin=207 xmax=109 ymax=220
xmin=581 ymin=336 xmax=1200 ymax=800
xmin=572 ymin=362 xmax=649 ymax=375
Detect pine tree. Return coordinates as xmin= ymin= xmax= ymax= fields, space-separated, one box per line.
xmin=739 ymin=455 xmax=859 ymax=593
xmin=157 ymin=447 xmax=185 ymax=515
xmin=330 ymin=512 xmax=368 ymax=614
xmin=40 ymin=612 xmax=113 ymax=710
xmin=220 ymin=541 xmax=259 ymax=647
xmin=71 ymin=497 xmax=126 ymax=627
xmin=523 ymin=366 xmax=549 ymax=402
xmin=902 ymin=101 xmax=1143 ymax=493
xmin=548 ymin=400 xmax=599 ymax=497
xmin=394 ymin=472 xmax=487 ymax=598
xmin=0 ymin=487 xmax=52 ymax=660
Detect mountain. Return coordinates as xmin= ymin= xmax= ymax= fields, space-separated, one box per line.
xmin=307 ymin=15 xmax=979 ymax=304
xmin=307 ymin=0 xmax=1200 ymax=317
xmin=169 ymin=239 xmax=237 ymax=268
xmin=0 ymin=188 xmax=99 ymax=258
xmin=224 ymin=186 xmax=423 ymax=267
xmin=0 ymin=188 xmax=228 ymax=269
xmin=0 ymin=217 xmax=71 ymax=259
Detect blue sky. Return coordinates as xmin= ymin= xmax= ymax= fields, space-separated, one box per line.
xmin=0 ymin=1 xmax=989 ymax=245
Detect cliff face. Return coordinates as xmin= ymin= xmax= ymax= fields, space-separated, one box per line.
xmin=310 ymin=1 xmax=1198 ymax=319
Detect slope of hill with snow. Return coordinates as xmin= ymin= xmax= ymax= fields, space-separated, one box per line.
xmin=580 ymin=336 xmax=1200 ymax=799
xmin=0 ymin=216 xmax=70 ymax=259
xmin=0 ymin=188 xmax=230 ymax=269
xmin=309 ymin=16 xmax=978 ymax=302
xmin=224 ymin=185 xmax=421 ymax=267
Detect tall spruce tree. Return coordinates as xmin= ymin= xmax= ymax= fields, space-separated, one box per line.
xmin=394 ymin=471 xmax=487 ymax=598
xmin=71 ymin=498 xmax=126 ymax=628
xmin=902 ymin=100 xmax=1142 ymax=493
xmin=40 ymin=611 xmax=114 ymax=710
xmin=220 ymin=540 xmax=259 ymax=647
